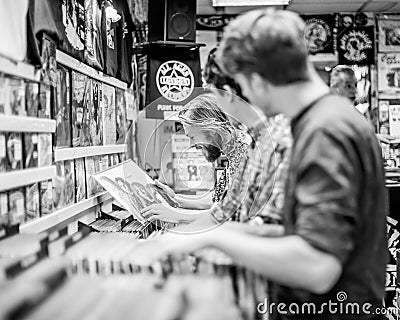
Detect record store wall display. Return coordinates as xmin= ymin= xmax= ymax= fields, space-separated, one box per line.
xmin=378 ymin=15 xmax=400 ymax=53
xmin=378 ymin=53 xmax=400 ymax=93
xmin=302 ymin=14 xmax=335 ymax=55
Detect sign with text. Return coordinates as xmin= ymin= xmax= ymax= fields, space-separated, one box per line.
xmin=145 ymin=47 xmax=202 ymax=119
xmin=378 ymin=53 xmax=400 ymax=93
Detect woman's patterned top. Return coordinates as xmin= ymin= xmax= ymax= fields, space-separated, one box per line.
xmin=212 ymin=130 xmax=251 ymax=203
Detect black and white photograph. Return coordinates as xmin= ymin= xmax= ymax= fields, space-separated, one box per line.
xmin=0 ymin=1 xmax=398 ymax=319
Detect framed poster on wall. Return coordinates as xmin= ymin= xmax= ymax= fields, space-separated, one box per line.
xmin=378 ymin=53 xmax=400 ymax=93
xmin=378 ymin=15 xmax=400 ymax=52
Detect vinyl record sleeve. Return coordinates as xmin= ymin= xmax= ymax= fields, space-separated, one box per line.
xmin=75 ymin=158 xmax=87 ymax=201
xmin=101 ymin=83 xmax=116 ymax=145
xmin=40 ymin=180 xmax=53 ymax=216
xmin=93 ymin=160 xmax=178 ymax=222
xmin=5 ymin=78 xmax=26 ymax=116
xmin=64 ymin=160 xmax=76 ymax=205
xmin=38 ymin=133 xmax=53 ymax=167
xmin=85 ymin=157 xmax=97 ymax=197
xmin=26 ymin=183 xmax=40 ymax=221
xmin=71 ymin=71 xmax=87 ymax=147
xmin=91 ymin=80 xmax=103 ymax=146
xmin=0 ymin=133 xmax=7 ymax=172
xmin=6 ymin=132 xmax=23 ymax=171
xmin=8 ymin=188 xmax=25 ymax=225
xmin=115 ymin=88 xmax=128 ymax=144
xmin=53 ymin=161 xmax=66 ymax=210
xmin=24 ymin=133 xmax=39 ymax=169
xmin=25 ymin=82 xmax=39 ymax=117
xmin=38 ymin=83 xmax=52 ymax=119
xmin=54 ymin=66 xmax=72 ymax=147
xmin=0 ymin=192 xmax=8 ymax=225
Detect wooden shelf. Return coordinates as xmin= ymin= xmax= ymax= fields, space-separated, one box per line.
xmin=20 ymin=191 xmax=112 ymax=234
xmin=0 ymin=166 xmax=56 ymax=192
xmin=54 ymin=144 xmax=127 ymax=162
xmin=0 ymin=55 xmax=40 ymax=82
xmin=56 ymin=50 xmax=127 ymax=90
xmin=0 ymin=116 xmax=56 ymax=133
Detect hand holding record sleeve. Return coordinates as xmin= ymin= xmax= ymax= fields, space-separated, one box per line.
xmin=93 ymin=160 xmax=178 ymax=223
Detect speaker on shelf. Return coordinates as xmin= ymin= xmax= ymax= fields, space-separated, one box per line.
xmin=148 ymin=0 xmax=197 ymax=42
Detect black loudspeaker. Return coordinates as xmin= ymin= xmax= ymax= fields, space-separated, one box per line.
xmin=148 ymin=0 xmax=196 ymax=42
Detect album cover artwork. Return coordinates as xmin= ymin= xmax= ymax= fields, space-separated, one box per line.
xmin=109 ymin=154 xmax=114 ymax=167
xmin=6 ymin=132 xmax=23 ymax=171
xmin=90 ymin=80 xmax=103 ymax=146
xmin=25 ymin=183 xmax=40 ymax=221
xmin=64 ymin=160 xmax=76 ymax=206
xmin=53 ymin=161 xmax=66 ymax=210
xmin=54 ymin=66 xmax=72 ymax=147
xmin=0 ymin=77 xmax=6 ymax=113
xmin=25 ymin=82 xmax=39 ymax=117
xmin=5 ymin=79 xmax=26 ymax=116
xmin=85 ymin=157 xmax=97 ymax=197
xmin=40 ymin=180 xmax=53 ymax=216
xmin=101 ymin=83 xmax=116 ymax=145
xmin=75 ymin=158 xmax=87 ymax=201
xmin=94 ymin=156 xmax=103 ymax=192
xmin=82 ymin=77 xmax=93 ymax=146
xmin=113 ymin=154 xmax=120 ymax=165
xmin=41 ymin=33 xmax=57 ymax=86
xmin=38 ymin=83 xmax=52 ymax=119
xmin=0 ymin=192 xmax=8 ymax=225
xmin=38 ymin=133 xmax=53 ymax=167
xmin=0 ymin=133 xmax=6 ymax=172
xmin=100 ymin=155 xmax=109 ymax=171
xmin=116 ymin=88 xmax=129 ymax=144
xmin=24 ymin=133 xmax=39 ymax=169
xmin=72 ymin=72 xmax=89 ymax=147
xmin=8 ymin=188 xmax=25 ymax=225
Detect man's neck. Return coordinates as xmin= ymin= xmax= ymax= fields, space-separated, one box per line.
xmin=272 ymin=68 xmax=330 ymax=119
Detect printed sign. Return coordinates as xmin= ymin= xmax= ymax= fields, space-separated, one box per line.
xmin=338 ymin=26 xmax=375 ymax=65
xmin=145 ymin=47 xmax=202 ymax=119
xmin=156 ymin=60 xmax=194 ymax=103
xmin=303 ymin=15 xmax=335 ymax=54
xmin=378 ymin=15 xmax=400 ymax=52
xmin=378 ymin=53 xmax=400 ymax=93
xmin=196 ymin=14 xmax=237 ymax=31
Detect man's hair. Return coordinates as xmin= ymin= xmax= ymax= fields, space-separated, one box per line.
xmin=203 ymin=47 xmax=246 ymax=100
xmin=330 ymin=65 xmax=356 ymax=86
xmin=218 ymin=8 xmax=310 ymax=86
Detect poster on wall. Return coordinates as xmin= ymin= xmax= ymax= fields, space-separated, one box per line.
xmin=378 ymin=15 xmax=400 ymax=52
xmin=337 ymin=26 xmax=375 ymax=65
xmin=172 ymin=149 xmax=215 ymax=192
xmin=145 ymin=46 xmax=202 ymax=119
xmin=302 ymin=14 xmax=335 ymax=54
xmin=378 ymin=53 xmax=400 ymax=93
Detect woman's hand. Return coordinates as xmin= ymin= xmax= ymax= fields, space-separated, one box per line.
xmin=154 ymin=180 xmax=176 ymax=198
xmin=141 ymin=203 xmax=191 ymax=224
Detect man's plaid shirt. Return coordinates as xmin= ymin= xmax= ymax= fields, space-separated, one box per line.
xmin=211 ymin=115 xmax=292 ymax=224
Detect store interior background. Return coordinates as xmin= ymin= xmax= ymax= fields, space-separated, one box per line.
xmin=0 ymin=0 xmax=400 ymax=318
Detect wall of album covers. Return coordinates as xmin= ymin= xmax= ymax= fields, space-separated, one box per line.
xmin=0 ymin=60 xmax=138 ymax=232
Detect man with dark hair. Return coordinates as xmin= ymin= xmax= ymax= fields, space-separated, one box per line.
xmin=215 ymin=9 xmax=387 ymax=319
